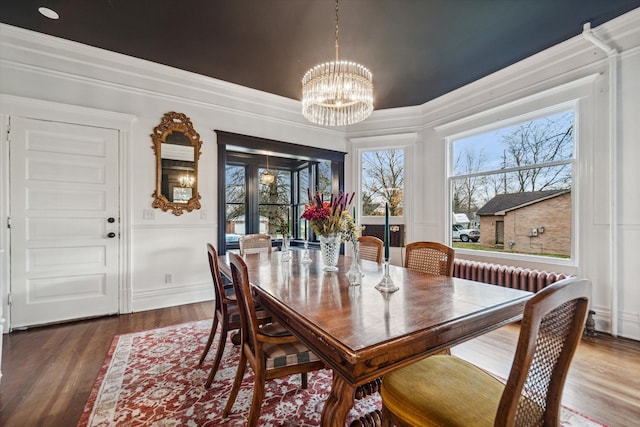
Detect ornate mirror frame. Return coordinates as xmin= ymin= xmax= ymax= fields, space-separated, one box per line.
xmin=151 ymin=112 xmax=202 ymax=216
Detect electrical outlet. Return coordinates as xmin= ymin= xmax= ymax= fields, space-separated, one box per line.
xmin=165 ymin=273 xmax=173 ymax=283
xmin=143 ymin=209 xmax=155 ymax=220
xmin=200 ymin=209 xmax=207 ymax=220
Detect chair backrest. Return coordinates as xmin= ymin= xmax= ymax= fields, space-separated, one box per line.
xmin=206 ymin=243 xmax=225 ymax=312
xmin=404 ymin=241 xmax=455 ymax=276
xmin=358 ymin=236 xmax=384 ymax=263
xmin=239 ymin=234 xmax=273 ymax=255
xmin=228 ymin=252 xmax=260 ymax=351
xmin=496 ymin=277 xmax=591 ymax=426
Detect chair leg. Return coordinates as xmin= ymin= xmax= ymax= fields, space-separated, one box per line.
xmin=199 ymin=316 xmax=219 ymax=365
xmin=381 ymin=405 xmax=397 ymax=427
xmin=222 ymin=350 xmax=247 ymax=418
xmin=204 ymin=321 xmax=230 ymax=388
xmin=247 ymin=368 xmax=266 ymax=427
xmin=301 ymin=372 xmax=308 ymax=389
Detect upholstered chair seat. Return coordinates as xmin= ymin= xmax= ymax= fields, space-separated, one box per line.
xmin=381 ymin=355 xmax=504 ymax=426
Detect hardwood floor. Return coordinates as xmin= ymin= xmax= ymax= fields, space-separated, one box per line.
xmin=1 ymin=301 xmax=639 ymax=426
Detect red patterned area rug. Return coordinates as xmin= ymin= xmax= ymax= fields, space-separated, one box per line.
xmin=78 ymin=320 xmax=607 ymax=427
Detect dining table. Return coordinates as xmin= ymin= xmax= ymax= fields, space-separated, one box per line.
xmin=219 ymin=248 xmax=532 ymax=427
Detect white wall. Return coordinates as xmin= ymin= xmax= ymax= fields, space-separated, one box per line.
xmin=1 ymin=8 xmax=639 ymax=340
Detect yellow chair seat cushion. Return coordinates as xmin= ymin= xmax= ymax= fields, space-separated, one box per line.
xmin=381 ymin=355 xmax=505 ymax=427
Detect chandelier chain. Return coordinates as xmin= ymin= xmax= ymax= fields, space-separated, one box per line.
xmin=335 ymin=0 xmax=340 ymax=61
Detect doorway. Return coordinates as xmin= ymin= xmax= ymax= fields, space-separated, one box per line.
xmin=8 ymin=117 xmax=121 ymax=329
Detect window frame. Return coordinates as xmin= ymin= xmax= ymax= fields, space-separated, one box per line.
xmin=444 ymin=99 xmax=581 ymax=265
xmin=351 ymin=133 xmax=417 ymax=227
xmin=216 ymin=131 xmax=345 ymax=253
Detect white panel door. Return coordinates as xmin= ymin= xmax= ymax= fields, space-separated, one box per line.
xmin=9 ymin=117 xmax=120 ymax=328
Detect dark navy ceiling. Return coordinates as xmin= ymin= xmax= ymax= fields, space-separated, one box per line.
xmin=1 ymin=0 xmax=638 ymax=110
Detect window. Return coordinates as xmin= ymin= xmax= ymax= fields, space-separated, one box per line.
xmin=449 ymin=109 xmax=574 ymax=259
xmin=259 ymin=168 xmax=291 ymax=236
xmin=361 ymin=149 xmax=405 ymax=217
xmin=216 ymin=130 xmax=346 ymax=252
xmin=225 ymin=164 xmax=245 ymax=245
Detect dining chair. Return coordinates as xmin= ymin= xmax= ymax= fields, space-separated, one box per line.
xmin=404 ymin=241 xmax=455 ymax=276
xmin=380 ymin=277 xmax=591 ymax=427
xmin=358 ymin=235 xmax=384 ymax=263
xmin=223 ymin=252 xmax=326 ymax=426
xmin=239 ymin=233 xmax=273 ymax=255
xmin=199 ymin=243 xmax=270 ymax=388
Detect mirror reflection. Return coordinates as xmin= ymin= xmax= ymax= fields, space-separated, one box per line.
xmin=151 ymin=112 xmax=202 ymax=215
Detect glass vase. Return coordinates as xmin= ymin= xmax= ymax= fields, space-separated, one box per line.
xmin=320 ymin=234 xmax=341 ymax=271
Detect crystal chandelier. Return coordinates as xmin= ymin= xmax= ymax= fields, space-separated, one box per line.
xmin=301 ymin=0 xmax=373 ymax=126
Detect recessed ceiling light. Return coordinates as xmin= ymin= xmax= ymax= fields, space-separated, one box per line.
xmin=38 ymin=7 xmax=60 ymax=20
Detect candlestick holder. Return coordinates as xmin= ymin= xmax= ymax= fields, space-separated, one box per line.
xmin=301 ymin=239 xmax=312 ymax=264
xmin=375 ymin=260 xmax=398 ymax=293
xmin=280 ymin=235 xmax=291 ymax=262
xmin=346 ymin=240 xmax=364 ymax=286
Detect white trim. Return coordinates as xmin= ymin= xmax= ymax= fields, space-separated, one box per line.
xmin=349 ymin=133 xmax=418 ymax=238
xmin=131 ymin=281 xmax=213 ymax=313
xmin=0 ymin=23 xmax=344 ymax=135
xmin=434 ymin=75 xmax=599 ymax=132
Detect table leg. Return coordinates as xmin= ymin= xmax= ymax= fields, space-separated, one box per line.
xmin=321 ymin=372 xmax=357 ymax=427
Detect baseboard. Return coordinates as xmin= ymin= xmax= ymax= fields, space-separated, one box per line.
xmin=590 ymin=305 xmax=639 ymax=341
xmin=131 ymin=282 xmax=213 ymax=313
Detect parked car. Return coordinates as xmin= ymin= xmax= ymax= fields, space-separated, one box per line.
xmin=225 ymin=233 xmax=241 ymax=244
xmin=452 ymin=224 xmax=480 ymax=242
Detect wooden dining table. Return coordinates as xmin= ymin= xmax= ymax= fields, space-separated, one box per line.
xmin=219 ymin=249 xmax=532 ymax=427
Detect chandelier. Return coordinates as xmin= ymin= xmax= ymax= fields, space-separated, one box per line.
xmin=301 ymin=0 xmax=373 ymax=126
xmin=261 ymin=155 xmax=275 ymax=184
xmin=179 ymin=174 xmax=194 ymax=188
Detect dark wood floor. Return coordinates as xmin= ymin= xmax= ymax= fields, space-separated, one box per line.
xmin=1 ymin=301 xmax=639 ymax=426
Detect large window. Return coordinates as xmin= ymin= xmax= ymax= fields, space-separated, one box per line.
xmin=449 ymin=108 xmax=575 ymax=258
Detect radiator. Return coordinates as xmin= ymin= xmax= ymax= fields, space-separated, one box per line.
xmin=453 ymin=259 xmax=570 ymax=293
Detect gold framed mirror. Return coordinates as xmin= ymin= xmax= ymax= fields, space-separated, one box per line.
xmin=151 ymin=112 xmax=202 ymax=216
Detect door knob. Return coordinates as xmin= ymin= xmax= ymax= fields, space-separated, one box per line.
xmin=107 ymin=232 xmax=116 ymax=238
xmin=107 ymin=217 xmax=116 ymax=223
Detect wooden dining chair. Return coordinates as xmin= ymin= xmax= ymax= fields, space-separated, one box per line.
xmin=380 ymin=277 xmax=591 ymax=427
xmin=223 ymin=252 xmax=326 ymax=426
xmin=239 ymin=233 xmax=273 ymax=255
xmin=404 ymin=241 xmax=455 ymax=276
xmin=358 ymin=235 xmax=384 ymax=263
xmin=199 ymin=243 xmax=270 ymax=388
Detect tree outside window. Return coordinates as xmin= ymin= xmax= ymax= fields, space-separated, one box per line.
xmin=361 ymin=149 xmax=404 ymax=216
xmin=259 ymin=168 xmax=292 ymax=237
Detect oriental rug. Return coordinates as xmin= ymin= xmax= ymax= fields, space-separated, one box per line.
xmin=78 ymin=320 xmax=607 ymax=427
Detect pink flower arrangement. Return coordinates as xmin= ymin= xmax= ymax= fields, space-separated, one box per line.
xmin=301 ymin=190 xmax=355 ymax=238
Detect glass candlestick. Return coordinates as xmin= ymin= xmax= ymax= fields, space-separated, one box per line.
xmin=346 ymin=240 xmax=364 ymax=286
xmin=281 ymin=235 xmax=291 ymax=261
xmin=301 ymin=238 xmax=312 ymax=264
xmin=375 ymin=260 xmax=398 ymax=293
